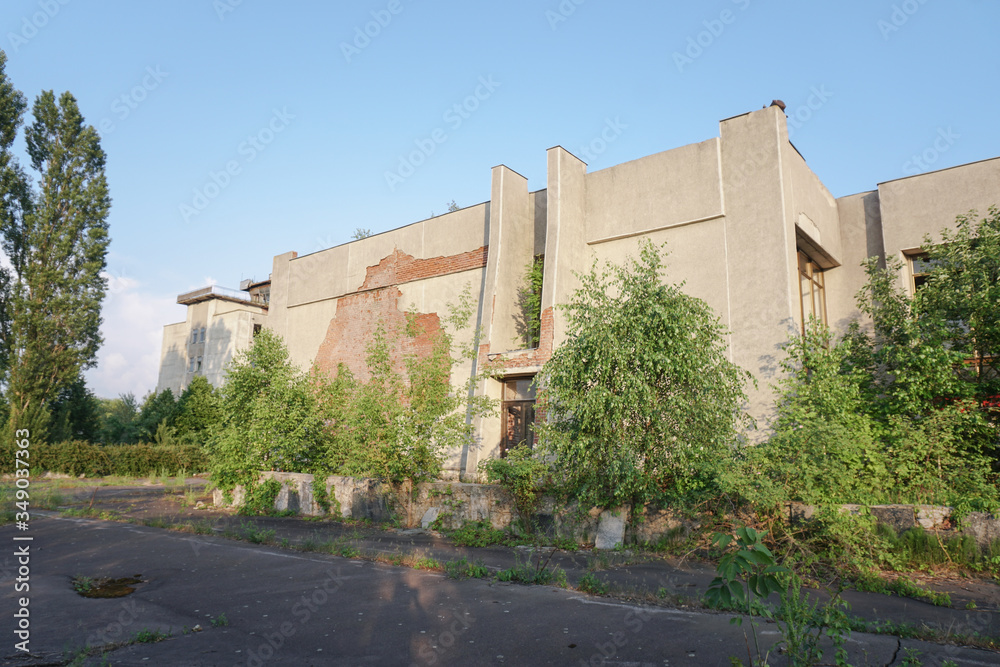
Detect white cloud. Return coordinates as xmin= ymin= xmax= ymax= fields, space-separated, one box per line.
xmin=84 ymin=272 xmax=185 ymax=400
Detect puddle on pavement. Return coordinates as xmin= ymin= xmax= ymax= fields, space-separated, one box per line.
xmin=72 ymin=574 xmax=144 ymax=598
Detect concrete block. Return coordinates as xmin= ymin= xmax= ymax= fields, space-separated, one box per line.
xmin=959 ymin=512 xmax=1000 ymax=548
xmin=595 ymin=509 xmax=627 ymax=550
xmin=869 ymin=505 xmax=918 ymax=533
xmin=421 ymin=507 xmax=440 ymax=529
xmin=915 ymin=505 xmax=951 ymax=530
xmin=627 ymin=508 xmax=691 ymax=546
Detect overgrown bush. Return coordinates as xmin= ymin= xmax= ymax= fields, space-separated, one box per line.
xmin=1 ymin=440 xmax=207 ymax=477
xmin=479 ymin=446 xmax=549 ymax=532
xmin=729 ymin=325 xmax=886 ymax=508
xmin=314 ymin=287 xmax=495 ymax=485
xmin=733 ymin=318 xmax=997 ymax=510
xmin=208 ymin=287 xmax=496 ymax=492
xmin=447 ymin=520 xmax=510 ymax=547
xmin=537 ymin=242 xmax=753 ymax=509
xmin=238 ymin=478 xmax=283 ymax=516
xmin=732 ymin=208 xmax=1000 ymax=512
xmin=208 ymin=329 xmax=329 ymax=493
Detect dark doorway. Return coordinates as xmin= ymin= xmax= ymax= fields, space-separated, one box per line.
xmin=501 ymin=376 xmax=536 ymax=457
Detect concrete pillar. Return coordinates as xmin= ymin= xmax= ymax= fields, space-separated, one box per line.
xmin=543 ymin=146 xmax=588 ymax=347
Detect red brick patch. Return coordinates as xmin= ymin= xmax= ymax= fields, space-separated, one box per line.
xmin=360 ymin=247 xmax=488 ymax=291
xmin=315 ymin=246 xmax=486 ymax=383
xmin=479 ymin=307 xmax=555 ymax=372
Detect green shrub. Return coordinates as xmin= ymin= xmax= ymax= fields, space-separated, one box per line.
xmin=444 ymin=557 xmax=489 ymax=579
xmin=311 ymin=477 xmax=332 ymax=514
xmin=577 ymin=572 xmax=608 ymax=595
xmin=238 ymin=478 xmax=282 ymax=516
xmin=479 ymin=447 xmax=549 ymax=532
xmin=1 ymin=440 xmax=207 ymax=477
xmin=209 ymin=330 xmax=329 ymax=493
xmin=448 ymin=520 xmax=510 ymax=547
xmin=536 ymin=242 xmax=753 ymax=510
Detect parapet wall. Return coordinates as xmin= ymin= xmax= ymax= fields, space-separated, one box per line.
xmin=214 ymin=473 xmax=1000 ymax=550
xmin=213 ymin=472 xmax=623 ymax=547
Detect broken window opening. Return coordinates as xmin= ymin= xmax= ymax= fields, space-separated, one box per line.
xmin=501 ymin=376 xmax=536 ymax=457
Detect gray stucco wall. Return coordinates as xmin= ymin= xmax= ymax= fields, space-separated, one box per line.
xmin=162 ymin=105 xmax=999 ymax=470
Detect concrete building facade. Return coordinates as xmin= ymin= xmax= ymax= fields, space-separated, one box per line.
xmin=156 ymin=104 xmax=999 ymax=478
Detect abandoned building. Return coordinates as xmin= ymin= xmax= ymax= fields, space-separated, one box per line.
xmin=156 ymin=103 xmax=1000 ymax=479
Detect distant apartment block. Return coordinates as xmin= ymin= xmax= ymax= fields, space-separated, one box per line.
xmin=156 ymin=104 xmax=1000 ymax=479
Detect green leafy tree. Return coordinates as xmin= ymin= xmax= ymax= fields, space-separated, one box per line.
xmin=336 ymin=308 xmax=480 ymax=484
xmin=327 ymin=286 xmax=495 ymax=484
xmin=916 ymin=206 xmax=1000 ymax=391
xmin=537 ymin=242 xmax=753 ymax=509
xmin=733 ymin=322 xmax=888 ymax=507
xmin=98 ymin=392 xmax=142 ymax=444
xmin=137 ymin=388 xmax=179 ymax=442
xmin=741 ymin=229 xmax=999 ymax=508
xmin=852 ymin=250 xmax=997 ymax=501
xmin=0 ymin=52 xmax=111 ymax=442
xmin=313 ymin=362 xmax=358 ymax=473
xmin=209 ymin=329 xmax=328 ymax=491
xmin=173 ymin=375 xmax=221 ymax=444
xmin=851 ymin=256 xmax=968 ymax=421
xmin=0 ymin=51 xmax=30 ymax=384
xmin=47 ymin=374 xmax=101 ymax=442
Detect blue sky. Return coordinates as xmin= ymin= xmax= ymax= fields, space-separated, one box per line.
xmin=2 ymin=0 xmax=998 ymax=399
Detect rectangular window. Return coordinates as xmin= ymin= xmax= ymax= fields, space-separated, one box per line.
xmin=908 ymin=253 xmax=936 ymax=295
xmin=196 ymin=356 xmax=203 ymax=373
xmin=501 ymin=376 xmax=536 ymax=457
xmin=797 ymin=250 xmax=827 ymax=335
xmin=199 ymin=326 xmax=206 ymax=343
xmin=191 ymin=330 xmax=198 ymax=345
xmin=188 ymin=357 xmax=195 ymax=373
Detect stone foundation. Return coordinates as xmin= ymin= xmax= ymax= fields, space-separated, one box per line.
xmin=215 ymin=474 xmax=1000 ymax=550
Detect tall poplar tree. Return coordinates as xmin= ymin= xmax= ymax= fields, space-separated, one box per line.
xmin=0 ymin=50 xmax=111 ymax=441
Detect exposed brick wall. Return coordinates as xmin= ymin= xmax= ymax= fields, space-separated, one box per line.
xmin=315 ymin=246 xmax=487 ymax=383
xmin=360 ymin=247 xmax=488 ymax=292
xmin=314 ymin=287 xmax=443 ymax=383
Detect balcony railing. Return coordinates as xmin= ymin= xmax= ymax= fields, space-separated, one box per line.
xmin=177 ymin=285 xmax=254 ymax=305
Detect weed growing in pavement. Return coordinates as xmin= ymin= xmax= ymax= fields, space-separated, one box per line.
xmin=72 ymin=575 xmax=94 ymax=594
xmin=337 ymin=543 xmax=360 ymax=558
xmin=132 ymin=628 xmax=171 ymax=643
xmin=854 ymin=572 xmax=952 ymax=607
xmin=413 ymin=557 xmax=442 ymax=571
xmin=705 ymin=527 xmax=788 ymax=667
xmin=175 ymin=519 xmax=214 ymax=535
xmin=237 ymin=521 xmax=276 ymax=544
xmin=577 ymin=572 xmax=609 ymax=595
xmin=61 ymin=507 xmax=121 ymax=521
xmin=496 ymin=549 xmax=567 ymax=586
xmin=210 ymin=613 xmax=229 ymax=627
xmin=444 ymin=557 xmax=489 ymax=579
xmin=65 ymin=647 xmax=111 ymax=667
